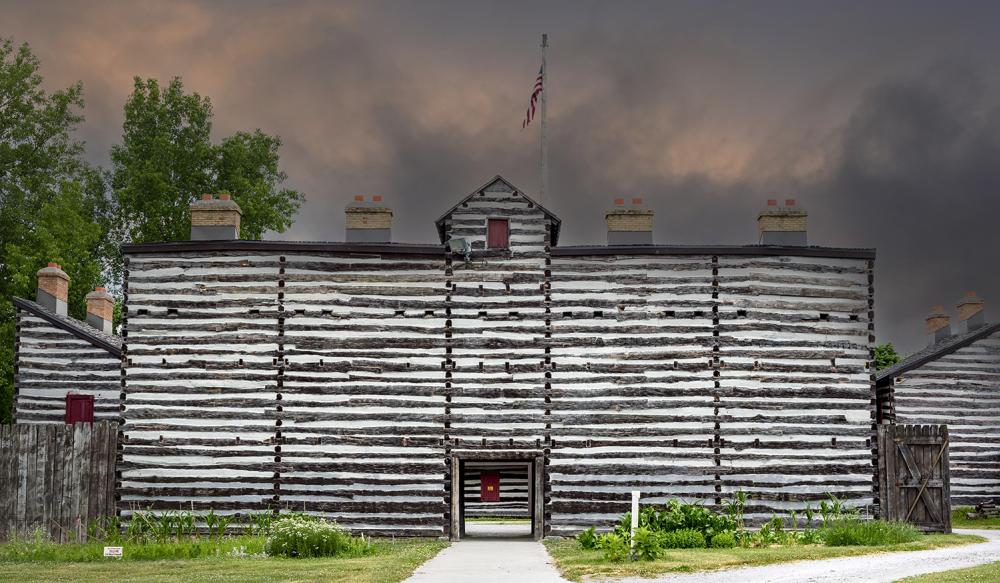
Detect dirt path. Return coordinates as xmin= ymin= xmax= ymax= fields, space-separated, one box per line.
xmin=601 ymin=529 xmax=1000 ymax=583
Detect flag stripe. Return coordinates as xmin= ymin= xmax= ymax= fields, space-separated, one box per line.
xmin=522 ymin=65 xmax=544 ymax=128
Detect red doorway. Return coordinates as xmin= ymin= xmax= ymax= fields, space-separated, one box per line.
xmin=480 ymin=471 xmax=500 ymax=502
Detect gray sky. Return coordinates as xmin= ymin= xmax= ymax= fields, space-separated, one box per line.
xmin=5 ymin=0 xmax=1000 ymax=355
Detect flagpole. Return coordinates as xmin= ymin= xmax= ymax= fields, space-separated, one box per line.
xmin=540 ymin=33 xmax=549 ymax=206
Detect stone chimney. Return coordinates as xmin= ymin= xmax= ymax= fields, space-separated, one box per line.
xmin=36 ymin=262 xmax=69 ymax=316
xmin=190 ymin=193 xmax=242 ymax=240
xmin=85 ymin=287 xmax=114 ymax=334
xmin=345 ymin=195 xmax=392 ymax=243
xmin=926 ymin=305 xmax=951 ymax=344
xmin=606 ymin=197 xmax=654 ymax=245
xmin=758 ymin=199 xmax=807 ymax=245
xmin=956 ymin=291 xmax=985 ymax=332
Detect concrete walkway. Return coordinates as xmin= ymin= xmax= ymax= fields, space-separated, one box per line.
xmin=404 ymin=535 xmax=569 ymax=583
xmin=606 ymin=529 xmax=1000 ymax=583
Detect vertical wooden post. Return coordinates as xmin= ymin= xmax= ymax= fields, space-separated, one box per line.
xmin=450 ymin=455 xmax=461 ymax=542
xmin=533 ymin=456 xmax=545 ymax=540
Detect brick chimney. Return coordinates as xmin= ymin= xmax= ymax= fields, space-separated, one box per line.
xmin=36 ymin=262 xmax=69 ymax=316
xmin=346 ymin=195 xmax=392 ymax=243
xmin=758 ymin=199 xmax=807 ymax=245
xmin=606 ymin=197 xmax=654 ymax=245
xmin=926 ymin=305 xmax=951 ymax=344
xmin=190 ymin=193 xmax=242 ymax=240
xmin=85 ymin=287 xmax=114 ymax=334
xmin=956 ymin=291 xmax=985 ymax=332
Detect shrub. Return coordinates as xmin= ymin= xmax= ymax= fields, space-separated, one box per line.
xmin=660 ymin=528 xmax=706 ymax=549
xmin=264 ymin=515 xmax=371 ymax=558
xmin=709 ymin=531 xmax=737 ymax=548
xmin=595 ymin=532 xmax=630 ymax=562
xmin=821 ymin=519 xmax=920 ymax=547
xmin=632 ymin=527 xmax=663 ymax=560
xmin=576 ymin=526 xmax=598 ymax=550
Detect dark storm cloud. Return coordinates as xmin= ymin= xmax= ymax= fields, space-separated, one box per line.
xmin=4 ymin=0 xmax=1000 ymax=354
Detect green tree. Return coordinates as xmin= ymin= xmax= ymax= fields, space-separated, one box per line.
xmin=0 ymin=38 xmax=108 ymax=424
xmin=111 ymin=77 xmax=303 ymax=249
xmin=875 ymin=343 xmax=901 ymax=370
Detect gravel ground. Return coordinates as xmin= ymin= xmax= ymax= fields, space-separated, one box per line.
xmin=603 ymin=529 xmax=1000 ymax=583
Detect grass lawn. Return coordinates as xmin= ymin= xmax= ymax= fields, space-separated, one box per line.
xmin=544 ymin=534 xmax=985 ymax=582
xmin=0 ymin=538 xmax=447 ymax=583
xmin=465 ymin=517 xmax=531 ymax=524
xmin=898 ymin=560 xmax=1000 ymax=582
xmin=953 ymin=506 xmax=1000 ymax=530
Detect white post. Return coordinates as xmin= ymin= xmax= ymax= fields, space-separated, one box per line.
xmin=540 ymin=33 xmax=549 ymax=207
xmin=630 ymin=490 xmax=640 ymax=556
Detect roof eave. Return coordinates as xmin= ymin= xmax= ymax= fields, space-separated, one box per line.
xmin=13 ymin=297 xmax=122 ymax=357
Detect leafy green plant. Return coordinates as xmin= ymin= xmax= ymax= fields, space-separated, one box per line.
xmin=576 ymin=526 xmax=598 ymax=550
xmin=821 ymin=519 xmax=920 ymax=546
xmin=632 ymin=527 xmax=664 ymax=560
xmin=709 ymin=531 xmax=737 ymax=548
xmin=263 ymin=515 xmax=371 ymax=558
xmin=723 ymin=491 xmax=748 ymax=531
xmin=660 ymin=528 xmax=707 ymax=549
xmin=596 ymin=532 xmax=630 ymax=562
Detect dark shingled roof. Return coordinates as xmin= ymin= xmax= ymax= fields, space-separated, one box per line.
xmin=13 ymin=297 xmax=122 ymax=357
xmin=876 ymin=320 xmax=1000 ymax=386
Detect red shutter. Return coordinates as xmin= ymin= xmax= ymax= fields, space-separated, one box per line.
xmin=480 ymin=471 xmax=500 ymax=502
xmin=65 ymin=394 xmax=94 ymax=424
xmin=487 ymin=219 xmax=509 ymax=249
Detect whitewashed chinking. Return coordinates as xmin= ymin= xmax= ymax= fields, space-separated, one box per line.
xmin=14 ymin=310 xmax=121 ymax=424
xmin=118 ymin=177 xmax=876 ymax=535
xmin=891 ymin=331 xmax=1000 ymax=506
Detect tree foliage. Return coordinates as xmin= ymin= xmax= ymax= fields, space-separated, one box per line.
xmin=0 ymin=45 xmax=303 ymax=425
xmin=874 ymin=343 xmax=901 ymax=370
xmin=111 ymin=77 xmax=303 ymax=248
xmin=0 ymin=38 xmax=107 ymax=423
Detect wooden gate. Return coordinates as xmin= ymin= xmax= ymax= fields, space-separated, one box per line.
xmin=878 ymin=424 xmax=951 ymax=532
xmin=0 ymin=421 xmax=119 ymax=542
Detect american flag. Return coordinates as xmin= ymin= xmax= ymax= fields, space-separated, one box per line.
xmin=522 ymin=65 xmax=544 ymax=129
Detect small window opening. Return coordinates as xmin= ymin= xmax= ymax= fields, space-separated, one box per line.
xmin=737 ymin=309 xmax=747 ymax=317
xmin=849 ymin=314 xmax=859 ymax=321
xmin=424 ymin=310 xmax=435 ymax=317
xmin=249 ymin=308 xmax=260 ymax=315
xmin=166 ymin=308 xmax=178 ymax=317
xmin=593 ymin=310 xmax=603 ymax=318
xmin=395 ymin=309 xmax=405 ymax=317
xmin=819 ymin=313 xmax=830 ymax=321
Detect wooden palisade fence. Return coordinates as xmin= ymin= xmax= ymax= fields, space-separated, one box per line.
xmin=0 ymin=421 xmax=118 ymax=542
xmin=878 ymin=424 xmax=951 ymax=532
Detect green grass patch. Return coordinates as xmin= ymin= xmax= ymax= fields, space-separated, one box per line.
xmin=544 ymin=534 xmax=985 ymax=582
xmin=898 ymin=560 xmax=1000 ymax=582
xmin=822 ymin=519 xmax=920 ymax=546
xmin=953 ymin=506 xmax=1000 ymax=529
xmin=0 ymin=538 xmax=447 ymax=583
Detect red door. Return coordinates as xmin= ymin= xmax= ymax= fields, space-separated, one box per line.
xmin=65 ymin=394 xmax=94 ymax=424
xmin=487 ymin=219 xmax=509 ymax=249
xmin=480 ymin=471 xmax=500 ymax=502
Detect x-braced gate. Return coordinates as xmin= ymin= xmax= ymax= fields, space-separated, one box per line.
xmin=877 ymin=424 xmax=951 ymax=532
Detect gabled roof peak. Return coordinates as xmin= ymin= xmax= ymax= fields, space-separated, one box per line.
xmin=434 ymin=175 xmax=561 ymax=245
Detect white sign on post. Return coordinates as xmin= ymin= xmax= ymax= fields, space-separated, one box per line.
xmin=630 ymin=490 xmax=640 ymax=557
xmin=103 ymin=546 xmax=123 ymax=558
